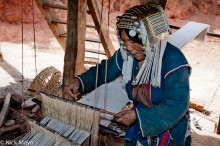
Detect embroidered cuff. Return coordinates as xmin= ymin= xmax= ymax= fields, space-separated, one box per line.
xmin=75 ymin=76 xmax=84 ymax=95
xmin=116 ymin=50 xmax=122 ymax=70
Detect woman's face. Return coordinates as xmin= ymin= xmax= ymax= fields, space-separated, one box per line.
xmin=121 ymin=29 xmax=145 ymax=61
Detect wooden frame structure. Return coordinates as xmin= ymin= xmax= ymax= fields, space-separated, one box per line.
xmin=34 ymin=0 xmax=117 ymax=99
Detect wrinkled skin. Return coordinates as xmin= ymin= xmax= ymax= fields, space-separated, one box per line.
xmin=121 ymin=29 xmax=145 ymax=61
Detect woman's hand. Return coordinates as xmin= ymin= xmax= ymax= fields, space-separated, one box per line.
xmin=113 ymin=109 xmax=136 ymax=126
xmin=64 ymin=78 xmax=81 ymax=101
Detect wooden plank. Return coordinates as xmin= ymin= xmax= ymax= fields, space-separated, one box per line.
xmin=34 ymin=0 xmax=66 ymax=49
xmin=52 ymin=20 xmax=96 ymax=28
xmin=86 ymin=37 xmax=101 ymax=43
xmin=85 ymin=48 xmax=106 ymax=55
xmin=84 ymin=57 xmax=100 ymax=65
xmin=86 ymin=23 xmax=96 ymax=28
xmin=189 ymin=102 xmax=204 ymax=112
xmin=168 ymin=22 xmax=209 ymax=49
xmin=51 ymin=20 xmax=67 ymax=24
xmin=0 ymin=93 xmax=11 ymax=127
xmin=87 ymin=0 xmax=115 ymax=58
xmin=63 ymin=0 xmax=87 ymax=99
xmin=167 ymin=18 xmax=220 ymax=38
xmin=0 ymin=123 xmax=26 ymax=135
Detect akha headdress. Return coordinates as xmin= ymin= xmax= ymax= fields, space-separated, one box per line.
xmin=116 ymin=3 xmax=171 ymax=87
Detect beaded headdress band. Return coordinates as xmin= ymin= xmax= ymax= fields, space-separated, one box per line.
xmin=117 ymin=3 xmax=171 ymax=87
xmin=116 ymin=3 xmax=170 ymax=44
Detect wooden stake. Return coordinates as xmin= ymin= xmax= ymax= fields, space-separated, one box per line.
xmin=0 ymin=93 xmax=11 ymax=127
xmin=215 ymin=115 xmax=220 ymax=134
xmin=0 ymin=51 xmax=3 ymax=59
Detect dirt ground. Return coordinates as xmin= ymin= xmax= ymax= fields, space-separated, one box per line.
xmin=0 ymin=11 xmax=220 ymax=146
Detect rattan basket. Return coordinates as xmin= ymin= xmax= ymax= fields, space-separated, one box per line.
xmin=29 ymin=66 xmax=63 ymax=99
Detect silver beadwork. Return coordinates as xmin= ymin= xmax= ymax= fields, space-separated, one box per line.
xmin=117 ymin=16 xmax=121 ymax=21
xmin=133 ymin=21 xmax=140 ymax=27
xmin=138 ymin=34 xmax=142 ymax=39
xmin=131 ymin=16 xmax=137 ymax=20
xmin=136 ymin=28 xmax=141 ymax=33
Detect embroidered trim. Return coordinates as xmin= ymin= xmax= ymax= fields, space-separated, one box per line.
xmin=135 ymin=108 xmax=145 ymax=137
xmin=116 ymin=50 xmax=122 ymax=70
xmin=164 ymin=64 xmax=191 ymax=79
xmin=159 ymin=131 xmax=170 ymax=146
xmin=75 ymin=76 xmax=84 ymax=93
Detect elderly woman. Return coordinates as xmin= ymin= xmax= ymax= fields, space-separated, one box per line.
xmin=65 ymin=3 xmax=191 ymax=146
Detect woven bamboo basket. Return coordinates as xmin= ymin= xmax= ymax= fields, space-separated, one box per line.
xmin=29 ymin=66 xmax=63 ymax=99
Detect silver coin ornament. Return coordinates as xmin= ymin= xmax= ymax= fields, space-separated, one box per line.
xmin=129 ymin=29 xmax=137 ymax=37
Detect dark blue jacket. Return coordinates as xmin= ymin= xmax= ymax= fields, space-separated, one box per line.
xmin=77 ymin=43 xmax=191 ymax=146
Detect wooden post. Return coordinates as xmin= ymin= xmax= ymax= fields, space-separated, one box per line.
xmin=63 ymin=0 xmax=87 ymax=99
xmin=87 ymin=0 xmax=115 ymax=58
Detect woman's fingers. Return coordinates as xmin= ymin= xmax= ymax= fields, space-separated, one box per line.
xmin=63 ymin=78 xmax=81 ymax=101
xmin=64 ymin=86 xmax=80 ymax=101
xmin=113 ymin=110 xmax=136 ymax=126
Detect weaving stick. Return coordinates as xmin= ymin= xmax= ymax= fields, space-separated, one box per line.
xmin=28 ymin=89 xmax=115 ymax=116
xmin=100 ymin=109 xmax=116 ymax=116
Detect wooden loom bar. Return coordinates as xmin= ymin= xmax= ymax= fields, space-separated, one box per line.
xmin=59 ymin=32 xmax=101 ymax=43
xmin=52 ymin=20 xmax=96 ymax=28
xmin=170 ymin=24 xmax=220 ymax=38
xmin=40 ymin=92 xmax=116 ymax=116
xmin=85 ymin=48 xmax=106 ymax=55
xmin=42 ymin=3 xmax=68 ymax=10
xmin=87 ymin=0 xmax=115 ymax=58
xmin=86 ymin=37 xmax=101 ymax=43
xmin=42 ymin=3 xmax=90 ymax=14
xmin=34 ymin=0 xmax=66 ymax=49
xmin=86 ymin=23 xmax=96 ymax=28
xmin=84 ymin=57 xmax=100 ymax=65
xmin=51 ymin=20 xmax=67 ymax=24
